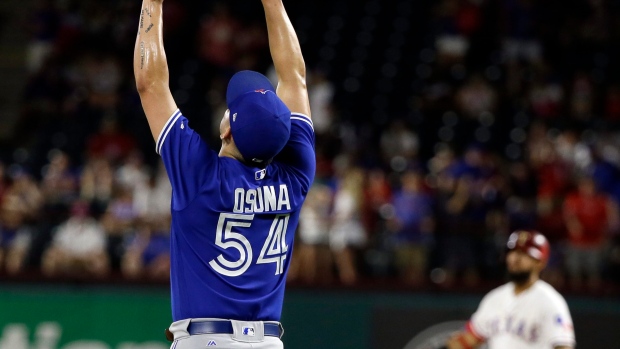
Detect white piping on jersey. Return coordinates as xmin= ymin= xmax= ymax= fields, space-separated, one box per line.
xmin=291 ymin=113 xmax=313 ymax=130
xmin=156 ymin=109 xmax=182 ymax=155
xmin=155 ymin=110 xmax=310 ymax=155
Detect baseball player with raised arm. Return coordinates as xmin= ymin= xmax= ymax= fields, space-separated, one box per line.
xmin=445 ymin=230 xmax=575 ymax=349
xmin=133 ymin=1 xmax=314 ymax=348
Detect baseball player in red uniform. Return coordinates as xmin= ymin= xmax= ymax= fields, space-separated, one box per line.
xmin=446 ymin=230 xmax=575 ymax=349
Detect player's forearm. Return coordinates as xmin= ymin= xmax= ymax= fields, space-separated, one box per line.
xmin=134 ymin=0 xmax=169 ymax=94
xmin=446 ymin=331 xmax=483 ymax=349
xmin=262 ymin=0 xmax=306 ymax=83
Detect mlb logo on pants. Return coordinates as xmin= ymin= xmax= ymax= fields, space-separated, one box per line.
xmin=242 ymin=327 xmax=255 ymax=336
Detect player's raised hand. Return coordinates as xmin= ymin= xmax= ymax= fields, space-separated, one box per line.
xmin=134 ymin=0 xmax=178 ymax=140
xmin=261 ymin=0 xmax=311 ymax=117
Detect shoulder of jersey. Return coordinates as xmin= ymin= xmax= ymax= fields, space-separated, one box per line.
xmin=481 ymin=282 xmax=513 ymax=303
xmin=490 ymin=282 xmax=514 ymax=296
xmin=533 ymin=280 xmax=569 ymax=304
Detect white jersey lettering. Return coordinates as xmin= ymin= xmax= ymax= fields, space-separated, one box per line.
xmin=277 ymin=184 xmax=291 ymax=211
xmin=233 ymin=185 xmax=290 ymax=213
xmin=245 ymin=189 xmax=257 ymax=214
xmin=254 ymin=187 xmax=264 ymax=213
xmin=263 ymin=185 xmax=277 ymax=211
xmin=233 ymin=188 xmax=245 ymax=213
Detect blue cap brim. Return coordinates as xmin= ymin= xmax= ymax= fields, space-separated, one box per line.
xmin=226 ymin=70 xmax=276 ymax=107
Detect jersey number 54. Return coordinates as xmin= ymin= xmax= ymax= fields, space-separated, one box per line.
xmin=209 ymin=212 xmax=290 ymax=277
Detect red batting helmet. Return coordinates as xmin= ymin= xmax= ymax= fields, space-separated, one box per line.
xmin=506 ymin=230 xmax=550 ymax=262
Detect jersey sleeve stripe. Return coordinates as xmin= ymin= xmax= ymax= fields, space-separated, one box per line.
xmin=291 ymin=112 xmax=312 ymax=124
xmin=465 ymin=321 xmax=485 ymax=341
xmin=290 ymin=113 xmax=313 ymax=130
xmin=156 ymin=109 xmax=182 ymax=155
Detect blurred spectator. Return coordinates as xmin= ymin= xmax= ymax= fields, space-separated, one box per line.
xmin=505 ymin=161 xmax=537 ymax=230
xmin=329 ymin=168 xmax=367 ymax=285
xmin=428 ymin=145 xmax=457 ymax=175
xmin=362 ymin=168 xmax=392 ymax=238
xmin=0 ymin=163 xmax=10 ymax=207
xmin=361 ymin=169 xmax=394 ymax=277
xmin=529 ymin=134 xmax=571 ymax=241
xmin=54 ymin=0 xmax=83 ymax=53
xmin=579 ymin=0 xmax=610 ymax=45
xmin=308 ymin=69 xmax=335 ymax=135
xmin=434 ymin=173 xmax=480 ymax=286
xmin=41 ymin=150 xmax=78 ymax=208
xmin=116 ymin=150 xmax=149 ymax=190
xmin=80 ymin=157 xmax=114 ymax=213
xmin=234 ymin=20 xmax=268 ymax=71
xmin=41 ymin=201 xmax=109 ymax=277
xmin=524 ymin=134 xmax=572 ymax=287
xmin=206 ymin=76 xmax=230 ymax=139
xmin=380 ymin=120 xmax=419 ymax=166
xmin=238 ymin=19 xmax=268 ymax=51
xmin=87 ymin=117 xmax=136 ymax=163
xmin=529 ymin=71 xmax=563 ymax=120
xmin=122 ymin=221 xmax=170 ymax=281
xmin=81 ymin=53 xmax=123 ymax=110
xmin=604 ymin=85 xmax=620 ymax=122
xmin=608 ymin=235 xmax=620 ymax=284
xmin=0 ymin=197 xmax=33 ymax=275
xmin=4 ymin=171 xmax=44 ymax=221
xmin=387 ymin=170 xmax=434 ymax=286
xmin=589 ymin=148 xmax=620 ymax=204
xmin=448 ymin=145 xmax=487 ymax=178
xmin=197 ymin=2 xmax=241 ymax=70
xmin=81 ymin=2 xmax=114 ymax=37
xmin=500 ymin=0 xmax=542 ymax=64
xmin=26 ymin=0 xmax=60 ymax=73
xmin=569 ymin=73 xmax=595 ymax=122
xmin=17 ymin=56 xmax=72 ymax=148
xmin=555 ymin=130 xmax=592 ymax=171
xmin=162 ymin=0 xmax=188 ymax=36
xmin=101 ymin=186 xmax=137 ymax=272
xmin=132 ymin=162 xmax=172 ymax=223
xmin=433 ymin=0 xmax=482 ymax=65
xmin=419 ymin=77 xmax=455 ymax=114
xmin=563 ymin=175 xmax=619 ymax=290
xmin=455 ymin=74 xmax=498 ymax=119
xmin=289 ymin=183 xmax=333 ymax=284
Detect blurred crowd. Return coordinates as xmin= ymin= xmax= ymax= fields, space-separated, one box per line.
xmin=0 ymin=0 xmax=620 ymax=293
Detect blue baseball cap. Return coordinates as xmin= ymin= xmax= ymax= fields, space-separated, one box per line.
xmin=226 ymin=70 xmax=291 ymax=165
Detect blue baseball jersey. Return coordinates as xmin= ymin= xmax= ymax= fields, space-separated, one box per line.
xmin=157 ymin=109 xmax=315 ymax=322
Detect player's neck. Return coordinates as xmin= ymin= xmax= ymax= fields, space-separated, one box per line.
xmin=219 ymin=147 xmax=236 ymax=159
xmin=219 ymin=143 xmax=244 ymax=161
xmin=513 ymin=275 xmax=539 ymax=295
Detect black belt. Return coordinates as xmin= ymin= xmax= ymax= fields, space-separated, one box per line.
xmin=187 ymin=320 xmax=283 ymax=338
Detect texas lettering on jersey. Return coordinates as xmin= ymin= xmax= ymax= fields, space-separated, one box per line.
xmin=481 ymin=316 xmax=540 ymax=343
